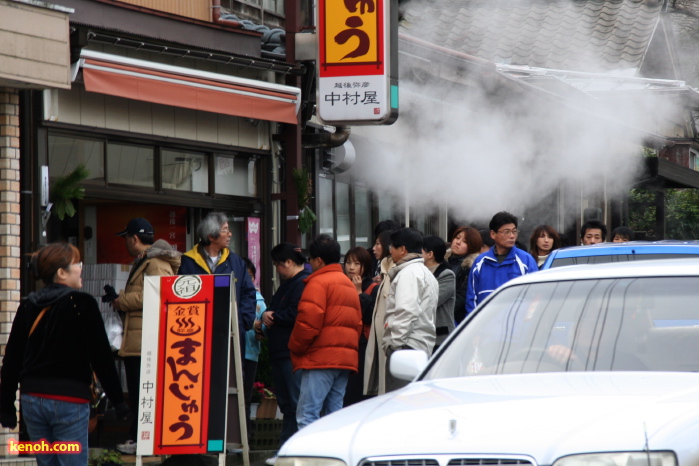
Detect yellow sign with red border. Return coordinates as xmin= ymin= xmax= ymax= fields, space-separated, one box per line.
xmin=317 ymin=0 xmax=398 ymax=124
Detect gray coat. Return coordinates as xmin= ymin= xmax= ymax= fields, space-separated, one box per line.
xmin=431 ymin=263 xmax=456 ymax=347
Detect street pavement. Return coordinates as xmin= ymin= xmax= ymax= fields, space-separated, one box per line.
xmin=91 ymin=410 xmax=276 ymax=466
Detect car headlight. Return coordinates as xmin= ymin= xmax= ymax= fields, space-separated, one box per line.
xmin=276 ymin=457 xmax=348 ymax=466
xmin=553 ymin=452 xmax=677 ymax=466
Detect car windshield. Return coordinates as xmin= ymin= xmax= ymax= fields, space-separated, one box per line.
xmin=550 ymin=253 xmax=697 ymax=268
xmin=423 ymin=276 xmax=699 ymax=380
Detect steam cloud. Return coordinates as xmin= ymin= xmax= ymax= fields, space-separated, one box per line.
xmin=350 ymin=0 xmax=675 ymax=233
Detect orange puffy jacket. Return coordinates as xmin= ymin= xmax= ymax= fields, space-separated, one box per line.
xmin=289 ymin=263 xmax=362 ymax=372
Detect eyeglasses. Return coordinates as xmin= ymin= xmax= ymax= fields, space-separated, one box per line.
xmin=220 ymin=228 xmax=231 ymax=234
xmin=497 ymin=229 xmax=518 ymax=236
xmin=72 ymin=262 xmax=83 ymax=269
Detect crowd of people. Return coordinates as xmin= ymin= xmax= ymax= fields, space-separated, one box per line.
xmin=0 ymin=210 xmax=635 ymax=466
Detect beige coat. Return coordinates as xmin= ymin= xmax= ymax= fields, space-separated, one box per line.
xmin=118 ymin=239 xmax=181 ymax=357
xmin=363 ymin=256 xmax=394 ymax=396
xmin=382 ymin=256 xmax=439 ymax=355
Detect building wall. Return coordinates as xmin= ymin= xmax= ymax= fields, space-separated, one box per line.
xmin=115 ymin=0 xmax=211 ymax=22
xmin=0 ymin=88 xmax=22 ymax=454
xmin=0 ymin=0 xmax=71 ymax=89
xmin=45 ymin=87 xmax=271 ymax=151
xmin=661 ymin=145 xmax=692 ymax=169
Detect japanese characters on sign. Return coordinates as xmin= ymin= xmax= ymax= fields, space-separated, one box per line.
xmin=247 ymin=218 xmax=261 ymax=288
xmin=138 ymin=275 xmax=232 ymax=456
xmin=317 ymin=0 xmax=398 ymax=124
xmin=159 ymin=301 xmax=208 ymax=451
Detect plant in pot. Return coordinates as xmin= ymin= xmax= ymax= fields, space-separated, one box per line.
xmin=88 ymin=449 xmax=123 ymax=466
xmin=253 ymin=381 xmax=277 ymax=419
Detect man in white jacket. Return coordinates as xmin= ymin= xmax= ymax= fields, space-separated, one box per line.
xmin=382 ymin=228 xmax=439 ymax=391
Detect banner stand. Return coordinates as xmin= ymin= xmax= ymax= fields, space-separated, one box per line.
xmin=134 ymin=274 xmax=248 ymax=466
xmin=228 ymin=272 xmax=250 ymax=466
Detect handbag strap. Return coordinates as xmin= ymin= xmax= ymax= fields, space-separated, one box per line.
xmin=29 ymin=306 xmax=50 ymax=336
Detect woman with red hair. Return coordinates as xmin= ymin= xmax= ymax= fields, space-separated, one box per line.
xmin=445 ymin=227 xmax=483 ymax=324
xmin=0 ymin=243 xmax=129 ymax=466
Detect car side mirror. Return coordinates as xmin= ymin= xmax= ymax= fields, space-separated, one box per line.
xmin=390 ymin=349 xmax=428 ymax=381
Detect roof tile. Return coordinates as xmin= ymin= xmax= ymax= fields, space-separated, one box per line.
xmin=400 ymin=0 xmax=663 ymax=73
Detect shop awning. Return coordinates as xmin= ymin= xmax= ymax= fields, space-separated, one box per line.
xmin=77 ymin=50 xmax=301 ymax=125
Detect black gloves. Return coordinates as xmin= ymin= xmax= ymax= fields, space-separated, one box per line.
xmin=115 ymin=401 xmax=130 ymax=421
xmin=102 ymin=285 xmax=118 ymax=303
xmin=0 ymin=406 xmax=17 ymax=429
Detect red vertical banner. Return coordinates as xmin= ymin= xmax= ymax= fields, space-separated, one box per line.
xmin=139 ymin=275 xmax=233 ymax=458
xmin=246 ymin=218 xmax=261 ymax=287
xmin=154 ymin=275 xmax=214 ymax=454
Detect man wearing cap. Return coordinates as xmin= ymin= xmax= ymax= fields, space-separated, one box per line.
xmin=112 ymin=217 xmax=181 ymax=455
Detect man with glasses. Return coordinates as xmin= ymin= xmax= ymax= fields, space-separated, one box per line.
xmin=465 ymin=211 xmax=538 ymax=315
xmin=179 ymin=211 xmax=257 ymax=340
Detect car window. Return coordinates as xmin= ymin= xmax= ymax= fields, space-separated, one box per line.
xmin=550 ymin=253 xmax=698 ymax=268
xmin=423 ymin=276 xmax=699 ymax=380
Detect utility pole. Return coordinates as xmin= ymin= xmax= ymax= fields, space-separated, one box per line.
xmin=281 ymin=0 xmax=305 ymax=246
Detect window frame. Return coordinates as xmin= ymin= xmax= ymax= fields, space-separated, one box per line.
xmin=46 ymin=129 xmax=262 ymax=203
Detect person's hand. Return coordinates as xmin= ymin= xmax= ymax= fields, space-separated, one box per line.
xmin=372 ymin=275 xmax=383 ymax=285
xmin=546 ymin=344 xmax=574 ymax=364
xmin=262 ymin=311 xmax=274 ymax=327
xmin=254 ymin=320 xmax=265 ymax=340
xmin=111 ymin=297 xmax=122 ymax=311
xmin=0 ymin=407 xmax=17 ymax=429
xmin=115 ymin=401 xmax=130 ymax=421
xmin=351 ymin=275 xmax=363 ymax=293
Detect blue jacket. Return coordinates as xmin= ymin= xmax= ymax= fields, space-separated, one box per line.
xmin=179 ymin=245 xmax=257 ymax=333
xmin=244 ymin=291 xmax=267 ymax=361
xmin=465 ymin=246 xmax=538 ymax=315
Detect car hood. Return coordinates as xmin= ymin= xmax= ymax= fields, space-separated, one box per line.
xmin=280 ymin=372 xmax=699 ymax=464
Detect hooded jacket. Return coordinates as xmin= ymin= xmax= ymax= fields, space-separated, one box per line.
xmin=382 ymin=256 xmax=439 ymax=355
xmin=119 ymin=239 xmax=181 ymax=357
xmin=179 ymin=244 xmax=256 ymax=333
xmin=289 ymin=264 xmax=362 ymax=372
xmin=0 ymin=285 xmax=125 ymax=424
xmin=465 ymin=245 xmax=538 ymax=315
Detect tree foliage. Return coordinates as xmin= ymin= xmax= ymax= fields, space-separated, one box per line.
xmin=629 ymin=188 xmax=699 ymax=239
xmin=50 ymin=164 xmax=88 ymax=221
xmin=292 ymin=167 xmax=317 ymax=234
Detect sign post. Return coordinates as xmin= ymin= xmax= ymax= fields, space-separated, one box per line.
xmin=137 ymin=274 xmax=246 ymax=466
xmin=317 ymin=0 xmax=399 ymax=125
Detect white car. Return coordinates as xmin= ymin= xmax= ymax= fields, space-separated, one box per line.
xmin=277 ymin=259 xmax=699 ymax=466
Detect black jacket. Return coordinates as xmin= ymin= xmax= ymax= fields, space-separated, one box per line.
xmin=0 ymin=285 xmax=125 ymax=419
xmin=265 ymin=269 xmax=311 ymax=360
xmin=446 ymin=254 xmax=469 ymax=323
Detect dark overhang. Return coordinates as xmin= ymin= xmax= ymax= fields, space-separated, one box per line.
xmin=643 ymin=157 xmax=699 ymax=189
